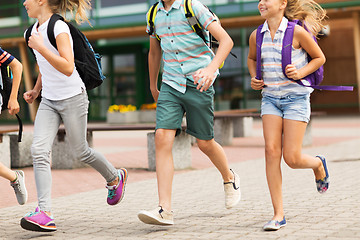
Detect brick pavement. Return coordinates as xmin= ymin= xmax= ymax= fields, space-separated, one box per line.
xmin=0 ymin=116 xmax=360 ymax=239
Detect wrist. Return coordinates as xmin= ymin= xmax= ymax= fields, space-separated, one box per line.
xmin=150 ymin=86 xmax=158 ymax=92
xmin=9 ymin=96 xmax=18 ymax=101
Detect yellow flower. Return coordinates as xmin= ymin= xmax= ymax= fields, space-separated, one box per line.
xmin=140 ymin=103 xmax=157 ymax=110
xmin=108 ymin=104 xmax=137 ymax=113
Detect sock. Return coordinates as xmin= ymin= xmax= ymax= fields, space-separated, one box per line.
xmin=10 ymin=172 xmax=18 ymax=183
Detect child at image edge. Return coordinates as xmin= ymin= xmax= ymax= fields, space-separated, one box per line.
xmin=0 ymin=47 xmax=28 ymax=206
xmin=138 ymin=0 xmax=241 ymax=225
xmin=247 ymin=0 xmax=330 ymax=231
xmin=21 ymin=0 xmax=127 ymax=232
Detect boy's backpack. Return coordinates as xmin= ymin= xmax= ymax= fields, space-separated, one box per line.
xmin=147 ymin=0 xmax=236 ymax=68
xmin=25 ymin=14 xmax=105 ymax=91
xmin=0 ymin=65 xmax=23 ymax=142
xmin=255 ymin=20 xmax=353 ymax=91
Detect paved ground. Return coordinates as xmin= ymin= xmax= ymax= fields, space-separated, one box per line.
xmin=0 ymin=115 xmax=360 ymax=239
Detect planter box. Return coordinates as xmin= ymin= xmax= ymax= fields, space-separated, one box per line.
xmin=107 ymin=111 xmax=140 ymax=124
xmin=139 ymin=110 xmax=156 ymax=123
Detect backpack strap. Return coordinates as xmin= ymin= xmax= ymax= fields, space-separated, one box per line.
xmin=281 ymin=21 xmax=296 ymax=79
xmin=24 ymin=14 xmax=62 ymax=55
xmin=15 ymin=113 xmax=22 ymax=142
xmin=25 ymin=24 xmax=35 ymax=58
xmin=255 ymin=24 xmax=264 ymax=80
xmin=184 ymin=0 xmax=207 ymax=43
xmin=147 ymin=2 xmax=160 ymax=41
xmin=47 ymin=14 xmax=65 ymax=50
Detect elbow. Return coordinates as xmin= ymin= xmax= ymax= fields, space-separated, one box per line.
xmin=322 ymin=56 xmax=326 ymax=65
xmin=64 ymin=71 xmax=73 ymax=77
xmin=17 ymin=62 xmax=23 ymax=73
xmin=226 ymin=35 xmax=234 ymax=49
xmin=229 ymin=37 xmax=234 ymax=49
xmin=64 ymin=65 xmax=74 ymax=77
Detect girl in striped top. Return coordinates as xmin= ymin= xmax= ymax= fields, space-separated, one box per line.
xmin=247 ymin=0 xmax=329 ymax=231
xmin=0 ymin=48 xmax=28 ymax=206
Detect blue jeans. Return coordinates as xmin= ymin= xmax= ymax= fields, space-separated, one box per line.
xmin=31 ymin=90 xmax=118 ymax=212
xmin=261 ymin=94 xmax=311 ymax=123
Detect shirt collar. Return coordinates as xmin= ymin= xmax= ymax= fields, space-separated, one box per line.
xmin=158 ymin=0 xmax=181 ymax=11
xmin=261 ymin=17 xmax=288 ymax=33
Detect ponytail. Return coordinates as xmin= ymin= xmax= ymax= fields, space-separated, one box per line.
xmin=48 ymin=0 xmax=91 ymax=24
xmin=285 ymin=0 xmax=327 ymax=36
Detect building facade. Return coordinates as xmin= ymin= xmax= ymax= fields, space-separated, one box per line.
xmin=0 ymin=0 xmax=359 ymax=123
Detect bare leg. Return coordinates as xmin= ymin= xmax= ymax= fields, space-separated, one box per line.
xmin=0 ymin=163 xmax=16 ymax=182
xmin=155 ymin=129 xmax=176 ymax=212
xmin=262 ymin=115 xmax=284 ymax=221
xmin=282 ymin=119 xmax=326 ymax=180
xmin=197 ymin=138 xmax=233 ymax=182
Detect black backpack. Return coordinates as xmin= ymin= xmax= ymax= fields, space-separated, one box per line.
xmin=25 ymin=14 xmax=105 ymax=90
xmin=0 ymin=65 xmax=23 ymax=142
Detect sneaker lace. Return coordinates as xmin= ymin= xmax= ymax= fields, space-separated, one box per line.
xmin=24 ymin=211 xmax=40 ymax=217
xmin=11 ymin=181 xmax=23 ymax=194
xmin=107 ymin=189 xmax=116 ymax=199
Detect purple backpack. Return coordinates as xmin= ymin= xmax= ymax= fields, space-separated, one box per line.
xmin=256 ymin=20 xmax=353 ymax=91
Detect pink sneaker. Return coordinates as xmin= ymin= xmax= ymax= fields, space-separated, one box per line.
xmin=106 ymin=168 xmax=128 ymax=205
xmin=20 ymin=207 xmax=57 ymax=232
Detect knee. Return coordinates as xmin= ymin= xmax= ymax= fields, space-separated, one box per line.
xmin=265 ymin=145 xmax=281 ymax=163
xmin=155 ymin=130 xmax=175 ymax=151
xmin=31 ymin=144 xmax=51 ymax=165
xmin=283 ymin=151 xmax=300 ymax=169
xmin=197 ymin=139 xmax=213 ymax=153
xmin=73 ymin=147 xmax=92 ymax=162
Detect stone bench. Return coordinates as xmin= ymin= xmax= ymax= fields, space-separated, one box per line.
xmin=10 ymin=132 xmax=33 ymax=168
xmin=213 ymin=109 xmax=259 ymax=146
xmin=147 ymin=130 xmax=192 ymax=171
xmin=54 ymin=123 xmax=191 ymax=171
xmin=213 ymin=110 xmax=325 ymax=147
xmin=0 ymin=127 xmax=18 ymax=168
xmin=9 ymin=111 xmax=324 ymax=169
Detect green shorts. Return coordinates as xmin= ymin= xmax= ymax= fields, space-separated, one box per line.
xmin=156 ymin=79 xmax=215 ymax=140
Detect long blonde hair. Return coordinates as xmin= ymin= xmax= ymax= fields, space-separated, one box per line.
xmin=48 ymin=0 xmax=91 ymax=24
xmin=285 ymin=0 xmax=327 ymax=36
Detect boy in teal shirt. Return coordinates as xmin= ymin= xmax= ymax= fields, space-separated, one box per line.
xmin=138 ymin=0 xmax=241 ymax=225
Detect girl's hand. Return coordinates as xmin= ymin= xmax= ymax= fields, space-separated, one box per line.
xmin=251 ymin=77 xmax=265 ymax=90
xmin=7 ymin=99 xmax=20 ymax=115
xmin=193 ymin=67 xmax=216 ymax=92
xmin=285 ymin=64 xmax=303 ymax=80
xmin=28 ymin=31 xmax=44 ymax=52
xmin=23 ymin=89 xmax=40 ymax=104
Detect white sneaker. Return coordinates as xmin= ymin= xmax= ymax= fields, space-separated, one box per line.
xmin=138 ymin=206 xmax=174 ymax=225
xmin=10 ymin=170 xmax=28 ymax=205
xmin=224 ymin=169 xmax=241 ymax=209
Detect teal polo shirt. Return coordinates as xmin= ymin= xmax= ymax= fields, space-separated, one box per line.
xmin=146 ymin=0 xmax=219 ymax=93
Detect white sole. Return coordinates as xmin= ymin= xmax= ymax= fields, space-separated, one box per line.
xmin=138 ymin=211 xmax=174 ymax=226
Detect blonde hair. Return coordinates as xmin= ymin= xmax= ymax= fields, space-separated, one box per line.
xmin=285 ymin=0 xmax=327 ymax=36
xmin=48 ymin=0 xmax=91 ymax=24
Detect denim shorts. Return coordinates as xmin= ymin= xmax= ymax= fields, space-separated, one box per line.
xmin=261 ymin=94 xmax=311 ymax=123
